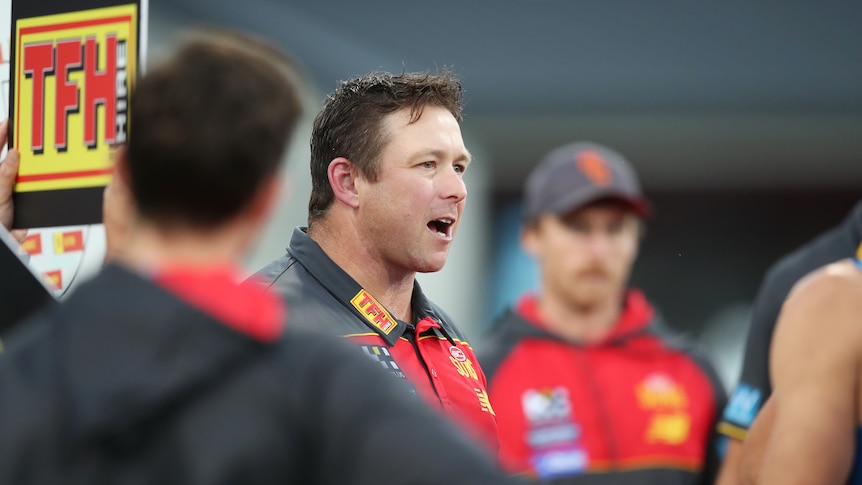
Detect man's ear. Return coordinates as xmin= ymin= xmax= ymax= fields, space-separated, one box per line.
xmin=247 ymin=175 xmax=283 ymax=225
xmin=112 ymin=145 xmax=132 ymax=188
xmin=328 ymin=157 xmax=360 ymax=209
xmin=520 ymin=223 xmax=539 ymax=258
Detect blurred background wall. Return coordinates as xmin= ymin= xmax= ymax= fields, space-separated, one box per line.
xmin=56 ymin=1 xmax=862 ymax=391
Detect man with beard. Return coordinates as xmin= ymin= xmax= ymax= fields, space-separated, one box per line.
xmin=478 ymin=142 xmax=726 ymax=483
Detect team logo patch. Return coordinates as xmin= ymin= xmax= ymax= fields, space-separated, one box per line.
xmin=449 ymin=345 xmax=467 ymax=362
xmin=646 ymin=413 xmax=691 ymax=445
xmin=448 ymin=344 xmax=478 ymax=381
xmin=636 ymin=373 xmax=692 ymax=445
xmin=636 ymin=373 xmax=688 ymax=410
xmin=723 ymin=384 xmax=762 ymax=428
xmin=351 ymin=289 xmax=397 ymax=335
xmin=575 ymin=149 xmax=612 ymax=187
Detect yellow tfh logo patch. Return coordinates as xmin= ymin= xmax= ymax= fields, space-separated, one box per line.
xmin=351 ymin=290 xmax=397 ymax=335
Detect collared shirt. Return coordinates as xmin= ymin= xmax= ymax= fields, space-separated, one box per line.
xmin=253 ymin=227 xmax=499 ymax=451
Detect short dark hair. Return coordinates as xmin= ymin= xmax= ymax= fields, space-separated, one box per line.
xmin=307 ymin=69 xmax=463 ymax=227
xmin=127 ymin=30 xmax=304 ymax=228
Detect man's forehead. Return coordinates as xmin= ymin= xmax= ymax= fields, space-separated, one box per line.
xmin=380 ymin=106 xmax=470 ymax=157
xmin=560 ymin=200 xmax=640 ymax=220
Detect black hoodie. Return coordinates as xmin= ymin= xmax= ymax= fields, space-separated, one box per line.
xmin=0 ymin=264 xmax=519 ymax=485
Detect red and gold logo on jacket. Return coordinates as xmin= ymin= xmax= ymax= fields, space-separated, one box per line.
xmin=636 ymin=373 xmax=691 ymax=445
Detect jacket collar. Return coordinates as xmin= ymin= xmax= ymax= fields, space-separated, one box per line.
xmin=515 ymin=289 xmax=656 ymax=346
xmin=288 ymin=227 xmax=441 ymax=345
xmin=845 ymin=200 xmax=862 ymax=246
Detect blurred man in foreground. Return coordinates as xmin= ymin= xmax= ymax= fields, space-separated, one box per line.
xmin=715 ymin=200 xmax=862 ymax=484
xmin=742 ymin=244 xmax=862 ymax=484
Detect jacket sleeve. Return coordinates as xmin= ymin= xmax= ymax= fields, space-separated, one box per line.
xmin=717 ymin=262 xmax=790 ymax=441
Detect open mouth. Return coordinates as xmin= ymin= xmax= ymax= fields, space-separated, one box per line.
xmin=428 ymin=218 xmax=454 ymax=238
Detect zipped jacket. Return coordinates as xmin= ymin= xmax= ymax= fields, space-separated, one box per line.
xmin=479 ymin=291 xmax=725 ymax=484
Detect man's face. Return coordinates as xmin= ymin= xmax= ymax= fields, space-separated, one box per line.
xmin=354 ymin=105 xmax=470 ymax=275
xmin=523 ymin=200 xmax=640 ymax=310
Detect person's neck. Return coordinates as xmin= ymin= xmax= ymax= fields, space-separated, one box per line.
xmin=119 ymin=220 xmax=250 ymax=275
xmin=537 ymin=292 xmax=624 ymax=344
xmin=309 ymin=220 xmax=414 ymax=322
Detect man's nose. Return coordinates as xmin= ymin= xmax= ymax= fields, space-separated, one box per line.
xmin=440 ymin=167 xmax=467 ymax=202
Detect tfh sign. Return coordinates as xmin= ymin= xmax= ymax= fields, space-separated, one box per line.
xmin=11 ymin=3 xmax=141 ymax=228
xmin=22 ymin=34 xmax=128 ymax=154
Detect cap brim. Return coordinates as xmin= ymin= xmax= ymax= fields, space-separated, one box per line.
xmin=546 ymin=187 xmax=652 ymax=219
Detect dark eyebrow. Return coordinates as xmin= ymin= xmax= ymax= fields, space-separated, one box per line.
xmin=417 ymin=148 xmax=472 ymax=164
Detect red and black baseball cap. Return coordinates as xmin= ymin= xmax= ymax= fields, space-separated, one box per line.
xmin=522 ymin=142 xmax=652 ymax=223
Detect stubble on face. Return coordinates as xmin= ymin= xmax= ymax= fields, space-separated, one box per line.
xmin=534 ymin=203 xmax=640 ymax=312
xmin=355 ymin=106 xmax=469 ymax=277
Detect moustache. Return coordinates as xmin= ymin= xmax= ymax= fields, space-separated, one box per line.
xmin=578 ymin=266 xmax=611 ymax=278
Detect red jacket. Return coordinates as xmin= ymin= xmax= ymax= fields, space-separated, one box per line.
xmin=479 ymin=290 xmax=725 ymax=484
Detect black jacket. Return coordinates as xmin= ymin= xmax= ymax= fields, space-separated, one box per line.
xmin=0 ymin=264 xmax=517 ymax=485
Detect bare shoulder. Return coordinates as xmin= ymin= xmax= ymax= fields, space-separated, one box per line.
xmin=788 ymin=258 xmax=862 ymax=304
xmin=781 ymin=258 xmax=862 ymax=333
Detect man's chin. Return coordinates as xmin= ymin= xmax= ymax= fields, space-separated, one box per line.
xmin=568 ymin=286 xmax=617 ymax=308
xmin=409 ymin=253 xmax=449 ymax=274
xmin=415 ymin=262 xmax=446 ymax=274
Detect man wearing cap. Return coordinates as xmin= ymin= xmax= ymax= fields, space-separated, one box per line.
xmin=478 ymin=142 xmax=726 ymax=484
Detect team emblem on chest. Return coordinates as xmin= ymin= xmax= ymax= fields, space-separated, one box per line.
xmin=635 ymin=373 xmax=692 ymax=445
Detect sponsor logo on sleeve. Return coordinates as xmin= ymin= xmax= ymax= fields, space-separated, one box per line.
xmin=723 ymin=384 xmax=762 ymax=428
